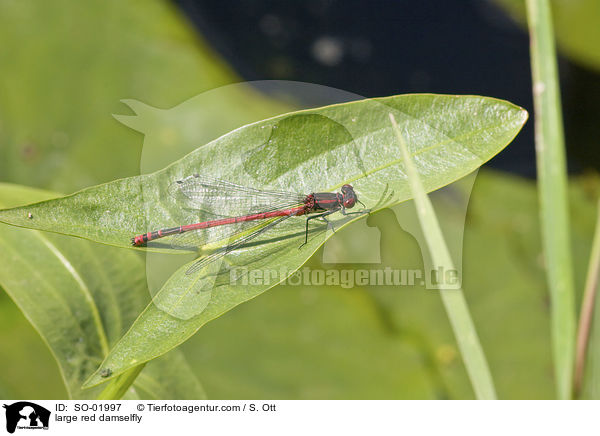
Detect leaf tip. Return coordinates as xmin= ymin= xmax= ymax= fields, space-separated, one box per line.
xmin=519 ymin=107 xmax=529 ymax=124
xmin=82 ymin=366 xmax=115 ymax=389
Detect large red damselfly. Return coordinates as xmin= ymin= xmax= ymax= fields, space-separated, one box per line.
xmin=132 ymin=175 xmax=367 ymax=275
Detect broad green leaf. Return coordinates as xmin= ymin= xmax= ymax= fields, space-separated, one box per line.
xmin=0 ymin=95 xmax=528 ymax=385
xmin=0 ymin=183 xmax=205 ymax=399
xmin=71 ymin=95 xmax=526 ymax=383
xmin=0 ymin=95 xmax=527 ymax=251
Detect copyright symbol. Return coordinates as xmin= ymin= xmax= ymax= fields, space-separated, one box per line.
xmin=137 ymin=404 xmax=145 ymax=411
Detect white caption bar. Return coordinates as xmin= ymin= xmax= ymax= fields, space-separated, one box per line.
xmin=0 ymin=400 xmax=595 ymax=436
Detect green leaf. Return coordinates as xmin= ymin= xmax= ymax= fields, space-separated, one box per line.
xmin=0 ymin=95 xmax=527 ymax=249
xmin=0 ymin=183 xmax=205 ymax=399
xmin=0 ymin=94 xmax=528 ymax=385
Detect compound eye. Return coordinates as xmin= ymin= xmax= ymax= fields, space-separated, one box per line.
xmin=344 ymin=197 xmax=356 ymax=208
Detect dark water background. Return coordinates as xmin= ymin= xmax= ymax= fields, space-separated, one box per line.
xmin=174 ymin=0 xmax=600 ymax=178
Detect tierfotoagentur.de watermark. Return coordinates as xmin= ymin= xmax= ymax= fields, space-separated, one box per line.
xmin=229 ymin=266 xmax=460 ymax=289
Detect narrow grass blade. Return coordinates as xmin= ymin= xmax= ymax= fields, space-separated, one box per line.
xmin=526 ymin=0 xmax=576 ymax=399
xmin=576 ymin=199 xmax=600 ymax=397
xmin=389 ymin=113 xmax=496 ymax=400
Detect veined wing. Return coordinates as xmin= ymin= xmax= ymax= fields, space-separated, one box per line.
xmin=168 ymin=174 xmax=305 ymax=218
xmin=184 ymin=215 xmax=293 ymax=275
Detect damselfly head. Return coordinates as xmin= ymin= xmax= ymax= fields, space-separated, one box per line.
xmin=341 ymin=184 xmax=357 ymax=208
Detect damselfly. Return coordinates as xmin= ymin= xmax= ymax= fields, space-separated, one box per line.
xmin=132 ymin=174 xmax=367 ymax=274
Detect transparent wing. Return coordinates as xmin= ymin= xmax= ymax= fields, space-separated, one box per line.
xmin=184 ymin=215 xmax=293 ymax=275
xmin=168 ymin=174 xmax=305 ymax=217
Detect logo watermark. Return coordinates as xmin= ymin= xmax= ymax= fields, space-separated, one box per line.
xmin=2 ymin=402 xmax=50 ymax=434
xmin=229 ymin=266 xmax=460 ymax=289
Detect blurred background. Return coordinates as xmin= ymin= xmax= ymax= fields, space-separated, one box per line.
xmin=1 ymin=0 xmax=599 ymax=399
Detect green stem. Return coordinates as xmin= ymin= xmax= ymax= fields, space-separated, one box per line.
xmin=96 ymin=364 xmax=146 ymax=400
xmin=526 ymin=0 xmax=576 ymax=399
xmin=389 ymin=113 xmax=496 ymax=400
xmin=574 ymin=200 xmax=600 ymax=398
